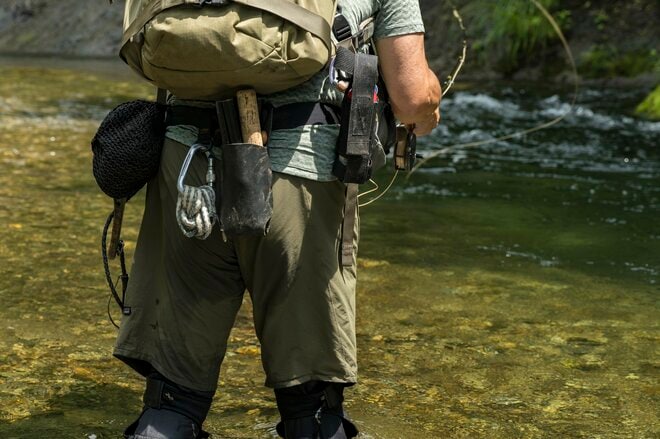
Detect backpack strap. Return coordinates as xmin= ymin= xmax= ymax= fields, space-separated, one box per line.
xmin=122 ymin=0 xmax=333 ymax=54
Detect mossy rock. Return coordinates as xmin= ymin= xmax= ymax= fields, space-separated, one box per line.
xmin=579 ymin=46 xmax=659 ymax=79
xmin=636 ymin=85 xmax=660 ymax=120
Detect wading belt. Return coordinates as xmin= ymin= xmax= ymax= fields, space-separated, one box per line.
xmin=165 ymin=101 xmax=341 ymax=143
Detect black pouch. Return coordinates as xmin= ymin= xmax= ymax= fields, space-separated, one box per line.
xmin=91 ymin=100 xmax=166 ymax=200
xmin=220 ymin=143 xmax=273 ymax=237
xmin=332 ymin=52 xmax=385 ymax=184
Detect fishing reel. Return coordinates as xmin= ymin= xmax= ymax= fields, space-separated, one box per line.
xmin=393 ymin=125 xmax=418 ymax=172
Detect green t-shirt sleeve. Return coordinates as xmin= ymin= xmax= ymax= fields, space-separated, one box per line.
xmin=373 ymin=0 xmax=425 ymax=40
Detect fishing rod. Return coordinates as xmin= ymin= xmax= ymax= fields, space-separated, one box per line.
xmin=359 ymin=0 xmax=468 ymax=207
xmin=410 ymin=0 xmax=579 ymax=173
xmin=360 ymin=0 xmax=580 ymax=206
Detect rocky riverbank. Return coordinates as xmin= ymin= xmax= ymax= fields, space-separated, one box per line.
xmin=1 ymin=0 xmax=657 ymax=88
xmin=0 ymin=0 xmax=121 ymax=57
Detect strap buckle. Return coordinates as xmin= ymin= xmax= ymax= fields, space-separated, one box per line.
xmin=333 ymin=13 xmax=353 ymax=42
xmin=333 ymin=15 xmax=375 ymax=51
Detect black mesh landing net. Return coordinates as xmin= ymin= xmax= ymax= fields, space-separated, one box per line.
xmin=92 ymin=100 xmax=166 ymax=200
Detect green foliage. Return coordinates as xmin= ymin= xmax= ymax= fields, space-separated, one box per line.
xmin=592 ymin=9 xmax=609 ymax=31
xmin=636 ymin=85 xmax=660 ymax=120
xmin=579 ymin=46 xmax=659 ymax=78
xmin=464 ymin=0 xmax=571 ymax=74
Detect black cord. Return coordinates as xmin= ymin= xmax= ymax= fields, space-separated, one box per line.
xmin=101 ymin=211 xmax=127 ymax=320
xmin=107 ymin=294 xmax=119 ymax=329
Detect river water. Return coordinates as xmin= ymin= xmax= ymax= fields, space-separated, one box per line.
xmin=0 ymin=59 xmax=658 ymax=438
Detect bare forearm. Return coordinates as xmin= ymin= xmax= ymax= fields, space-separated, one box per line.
xmin=390 ymin=68 xmax=441 ymax=136
xmin=376 ymin=34 xmax=442 ymax=136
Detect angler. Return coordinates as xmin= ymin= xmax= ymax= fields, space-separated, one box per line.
xmin=93 ymin=0 xmax=441 ymax=437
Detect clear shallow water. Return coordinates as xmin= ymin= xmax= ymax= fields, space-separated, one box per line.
xmin=402 ymin=84 xmax=660 ymax=289
xmin=0 ymin=60 xmax=658 ymax=438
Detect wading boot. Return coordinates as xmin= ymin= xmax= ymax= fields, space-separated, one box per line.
xmin=124 ymin=372 xmax=213 ymax=439
xmin=275 ymin=381 xmax=358 ymax=439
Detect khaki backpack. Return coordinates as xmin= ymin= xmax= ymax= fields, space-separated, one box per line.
xmin=120 ymin=0 xmax=338 ymax=100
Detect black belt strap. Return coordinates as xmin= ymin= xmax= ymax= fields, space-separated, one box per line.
xmin=166 ymin=102 xmax=340 ymax=136
xmin=341 ymin=184 xmax=359 ymax=267
xmin=165 ymin=105 xmax=220 ymax=133
xmin=333 ymin=49 xmax=380 ymax=184
xmin=346 ymin=53 xmax=378 ymax=157
xmin=272 ymin=102 xmax=340 ymax=130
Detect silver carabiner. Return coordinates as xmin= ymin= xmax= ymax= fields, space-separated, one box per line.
xmin=177 ymin=143 xmax=209 ymax=195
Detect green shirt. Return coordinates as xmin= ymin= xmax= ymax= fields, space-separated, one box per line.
xmin=167 ymin=0 xmax=425 ymax=181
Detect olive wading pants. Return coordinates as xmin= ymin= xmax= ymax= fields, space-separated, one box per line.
xmin=113 ymin=138 xmax=359 ymax=436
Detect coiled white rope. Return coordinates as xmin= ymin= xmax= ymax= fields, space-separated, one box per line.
xmin=176 ymin=184 xmax=216 ymax=239
xmin=176 ymin=144 xmax=217 ymax=240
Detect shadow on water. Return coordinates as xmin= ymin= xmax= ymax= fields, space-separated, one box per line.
xmin=0 ymin=381 xmax=140 ymax=438
xmin=0 ymin=60 xmax=658 ymax=438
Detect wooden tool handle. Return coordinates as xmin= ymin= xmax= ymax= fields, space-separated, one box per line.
xmin=236 ymin=89 xmax=263 ymax=146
